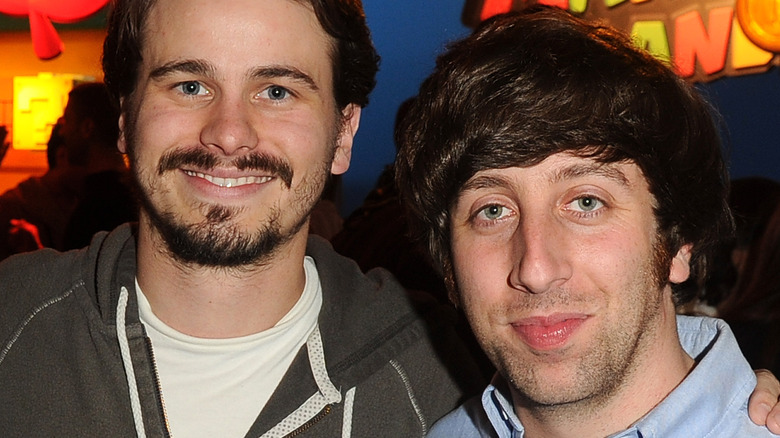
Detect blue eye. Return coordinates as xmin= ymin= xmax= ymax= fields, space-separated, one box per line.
xmin=178 ymin=81 xmax=206 ymax=96
xmin=266 ymin=86 xmax=289 ymax=100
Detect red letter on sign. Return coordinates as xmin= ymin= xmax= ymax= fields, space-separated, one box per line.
xmin=480 ymin=0 xmax=514 ymax=21
xmin=674 ymin=7 xmax=734 ymax=77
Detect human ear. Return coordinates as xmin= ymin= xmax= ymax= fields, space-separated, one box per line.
xmin=331 ymin=104 xmax=361 ymax=175
xmin=117 ymin=100 xmax=127 ymax=154
xmin=669 ymin=244 xmax=692 ymax=284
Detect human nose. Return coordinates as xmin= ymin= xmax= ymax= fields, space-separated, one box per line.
xmin=200 ymin=95 xmax=259 ymax=155
xmin=509 ymin=216 xmax=572 ymax=294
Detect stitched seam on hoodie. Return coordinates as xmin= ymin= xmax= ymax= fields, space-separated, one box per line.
xmin=390 ymin=359 xmax=427 ymax=435
xmin=0 ymin=281 xmax=82 ymax=365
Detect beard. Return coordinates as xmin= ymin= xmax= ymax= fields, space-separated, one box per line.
xmin=124 ymin=110 xmax=337 ymax=268
xmin=141 ymin=189 xmax=293 ymax=268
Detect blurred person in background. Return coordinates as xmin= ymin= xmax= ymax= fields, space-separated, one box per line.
xmin=0 ymin=82 xmax=134 ymax=260
xmin=332 ymin=97 xmax=448 ymax=302
xmin=720 ymin=201 xmax=780 ymax=374
xmin=692 ymin=177 xmax=780 ymax=315
xmin=0 ymin=118 xmax=81 ymax=259
xmin=59 ymin=82 xmax=136 ymax=250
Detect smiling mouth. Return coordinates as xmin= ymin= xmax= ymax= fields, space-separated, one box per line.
xmin=512 ymin=315 xmax=588 ymax=351
xmin=183 ymin=170 xmax=274 ymax=188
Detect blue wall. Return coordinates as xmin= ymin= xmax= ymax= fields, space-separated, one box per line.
xmin=343 ymin=1 xmax=780 ymax=216
xmin=699 ymin=73 xmax=780 ymax=183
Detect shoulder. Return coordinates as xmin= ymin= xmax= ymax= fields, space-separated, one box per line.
xmin=640 ymin=316 xmax=778 ymax=437
xmin=306 ymin=234 xmax=445 ymax=316
xmin=306 ymin=235 xmax=431 ymax=326
xmin=0 ymin=177 xmax=44 ymax=205
xmin=0 ymin=225 xmax=136 ymax=338
xmin=0 ymin=248 xmax=87 ymax=355
xmin=0 ymin=247 xmax=85 ymax=303
xmin=0 ymin=184 xmax=26 ymax=214
xmin=305 ymin=235 xmax=461 ymax=355
xmin=306 ymin=235 xmax=405 ymax=294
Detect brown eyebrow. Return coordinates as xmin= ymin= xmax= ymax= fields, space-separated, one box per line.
xmin=149 ymin=59 xmax=215 ymax=80
xmin=549 ymin=162 xmax=630 ymax=187
xmin=457 ymin=161 xmax=630 ymax=196
xmin=148 ymin=61 xmax=319 ymax=92
xmin=460 ymin=174 xmax=513 ymax=193
xmin=248 ymin=66 xmax=319 ymax=92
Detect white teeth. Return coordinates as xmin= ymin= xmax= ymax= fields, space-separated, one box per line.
xmin=184 ymin=170 xmax=272 ymax=187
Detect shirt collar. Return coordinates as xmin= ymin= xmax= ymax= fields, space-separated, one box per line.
xmin=481 ymin=374 xmax=525 ymax=438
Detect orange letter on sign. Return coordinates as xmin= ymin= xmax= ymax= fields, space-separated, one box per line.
xmin=674 ymin=7 xmax=734 ymax=77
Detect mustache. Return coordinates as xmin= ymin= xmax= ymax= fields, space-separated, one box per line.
xmin=157 ymin=149 xmax=294 ymax=188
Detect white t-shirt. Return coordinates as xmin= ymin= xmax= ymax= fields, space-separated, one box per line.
xmin=137 ymin=256 xmax=322 ymax=438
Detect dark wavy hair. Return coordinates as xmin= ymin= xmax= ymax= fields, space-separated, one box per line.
xmin=102 ymin=0 xmax=379 ymax=110
xmin=395 ymin=6 xmax=733 ymax=305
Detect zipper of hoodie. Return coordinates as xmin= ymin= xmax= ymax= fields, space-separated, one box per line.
xmin=283 ymin=404 xmax=332 ymax=438
xmin=145 ymin=336 xmax=172 ymax=438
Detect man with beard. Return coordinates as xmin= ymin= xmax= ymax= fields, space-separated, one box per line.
xmin=0 ymin=0 xmax=481 ymax=436
xmin=395 ymin=7 xmax=780 ymax=438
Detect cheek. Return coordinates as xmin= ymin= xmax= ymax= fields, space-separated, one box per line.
xmin=576 ymin=230 xmax=657 ymax=299
xmin=450 ymin=234 xmax=480 ymax=291
xmin=264 ymin=111 xmax=337 ymax=162
xmin=451 ymin=233 xmax=514 ymax=305
xmin=128 ymin=104 xmax=183 ymax=164
xmin=141 ymin=103 xmax=194 ymax=140
xmin=295 ymin=117 xmax=337 ymax=156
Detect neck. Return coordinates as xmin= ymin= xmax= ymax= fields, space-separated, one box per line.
xmin=135 ymin=217 xmax=309 ymax=339
xmin=515 ymin=302 xmax=694 ymax=438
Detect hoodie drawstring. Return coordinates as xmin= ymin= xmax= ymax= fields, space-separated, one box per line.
xmin=117 ymin=286 xmax=147 ymax=438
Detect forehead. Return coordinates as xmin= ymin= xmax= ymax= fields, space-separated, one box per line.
xmin=141 ymin=0 xmax=333 ymax=79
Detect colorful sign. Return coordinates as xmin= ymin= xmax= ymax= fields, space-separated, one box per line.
xmin=462 ymin=0 xmax=779 ymax=82
xmin=0 ymin=0 xmax=109 ymax=59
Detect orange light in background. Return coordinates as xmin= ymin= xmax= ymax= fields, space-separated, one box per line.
xmin=12 ymin=72 xmax=92 ymax=150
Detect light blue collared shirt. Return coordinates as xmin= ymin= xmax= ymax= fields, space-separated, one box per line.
xmin=429 ymin=316 xmax=779 ymax=437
